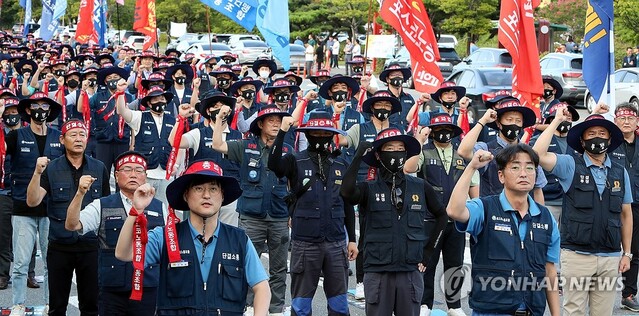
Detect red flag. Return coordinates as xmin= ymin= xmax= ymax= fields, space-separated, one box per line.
xmin=75 ymin=0 xmax=94 ymax=44
xmin=498 ymin=0 xmax=544 ymax=120
xmin=380 ymin=0 xmax=443 ymax=93
xmin=133 ymin=0 xmax=157 ymax=51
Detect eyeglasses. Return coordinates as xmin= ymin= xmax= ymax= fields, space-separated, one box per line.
xmin=615 ymin=116 xmax=637 ymax=122
xmin=117 ymin=167 xmax=146 ymax=175
xmin=190 ymin=185 xmax=220 ymax=195
xmin=507 ymin=165 xmax=536 ymax=175
xmin=30 ymin=103 xmax=50 ymax=110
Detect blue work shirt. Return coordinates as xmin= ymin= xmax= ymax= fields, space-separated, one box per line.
xmin=457 ymin=191 xmax=561 ymax=264
xmin=145 ymin=219 xmax=268 ymax=287
xmin=473 ymin=137 xmax=549 ymax=188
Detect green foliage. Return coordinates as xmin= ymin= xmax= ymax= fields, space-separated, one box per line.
xmin=615 ymin=0 xmax=639 ymax=44
xmin=536 ymin=0 xmax=587 ymax=40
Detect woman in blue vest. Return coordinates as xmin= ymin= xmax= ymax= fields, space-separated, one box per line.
xmin=115 ymin=160 xmax=271 ymax=316
xmin=410 ymin=81 xmax=470 ymax=136
xmin=66 ymin=151 xmax=165 ymax=316
xmin=448 ymin=144 xmax=561 ymax=316
xmin=117 ymin=84 xmax=176 ymax=207
xmin=268 ymin=111 xmax=358 ymax=316
xmin=533 ymin=108 xmax=633 ymax=316
xmin=340 ymin=127 xmax=448 ymax=316
xmin=168 ymin=90 xmax=242 ymax=226
xmin=378 ymin=62 xmax=415 ymax=130
xmin=166 ymin=64 xmax=196 ymax=117
xmin=404 ymin=112 xmax=477 ymax=316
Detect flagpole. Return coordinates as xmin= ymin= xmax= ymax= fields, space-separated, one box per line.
xmin=206 ymin=7 xmax=212 ymax=54
xmin=608 ymin=21 xmax=616 ymax=116
xmin=363 ymin=0 xmax=373 ymax=74
xmin=116 ymin=2 xmax=121 ymax=44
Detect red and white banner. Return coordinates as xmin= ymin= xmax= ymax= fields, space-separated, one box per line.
xmin=498 ymin=0 xmax=544 ymax=119
xmin=75 ymin=0 xmax=94 ymax=44
xmin=133 ymin=0 xmax=157 ymax=51
xmin=380 ymin=0 xmax=443 ymax=93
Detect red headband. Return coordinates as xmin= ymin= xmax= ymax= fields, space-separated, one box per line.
xmin=616 ymin=109 xmax=637 ymax=118
xmin=61 ymin=120 xmax=87 ymax=134
xmin=116 ymin=154 xmax=147 ymax=170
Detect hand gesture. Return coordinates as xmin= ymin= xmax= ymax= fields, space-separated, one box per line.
xmin=479 ymin=108 xmax=497 ymax=125
xmin=355 ymin=141 xmax=373 ymax=157
xmin=554 ymin=104 xmax=569 ymax=122
xmin=594 ymin=103 xmax=609 ymax=115
xmin=45 ymin=73 xmax=54 ymax=82
xmin=304 ymin=90 xmax=318 ymax=100
xmin=416 ymin=126 xmax=431 ymax=144
xmin=360 ymin=75 xmax=371 ymax=89
xmin=56 ymin=75 xmax=64 ymax=87
xmin=459 ymin=96 xmax=471 ymax=110
xmin=280 ymin=116 xmax=295 ymax=132
xmin=23 ymin=71 xmax=31 ymax=80
xmin=347 ymin=242 xmax=358 ymax=261
xmin=468 ymin=149 xmax=494 ymax=170
xmin=132 ymin=183 xmax=156 ymax=213
xmin=216 ymin=105 xmax=231 ymax=121
xmin=0 ymin=99 xmax=5 ymax=116
xmin=77 ymin=175 xmax=97 ymax=195
xmin=192 ymin=77 xmax=201 ymax=89
xmin=178 ymin=103 xmax=194 ymax=118
xmin=35 ymin=157 xmax=50 ymax=175
xmin=116 ymin=78 xmax=128 ymax=92
xmin=82 ymin=79 xmax=90 ymax=91
xmin=419 ymin=93 xmax=431 ymax=104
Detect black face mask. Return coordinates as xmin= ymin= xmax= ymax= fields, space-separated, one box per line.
xmin=378 ymin=150 xmax=407 ymax=173
xmin=67 ymin=79 xmax=79 ymax=89
xmin=88 ymin=78 xmax=97 ymax=87
xmin=3 ymin=114 xmax=20 ymax=127
xmin=175 ymin=77 xmax=186 ymax=85
xmin=39 ymin=74 xmax=48 ymax=80
xmin=274 ymin=93 xmax=290 ymax=103
xmin=241 ymin=89 xmax=256 ymax=100
xmin=431 ymin=129 xmax=453 ymax=143
xmin=22 ymin=70 xmax=32 ymax=77
xmin=107 ymin=79 xmax=119 ymax=90
xmin=54 ymin=70 xmax=65 ymax=77
xmin=441 ymin=101 xmax=455 ymax=110
xmin=208 ymin=108 xmax=222 ymax=122
xmin=557 ymin=121 xmax=572 ymax=134
xmin=353 ymin=67 xmax=363 ymax=73
xmin=372 ymin=108 xmax=391 ymax=121
xmin=306 ymin=135 xmax=332 ymax=152
xmin=583 ymin=137 xmax=609 ymax=154
xmin=217 ymin=78 xmax=230 ymax=88
xmin=500 ymin=124 xmax=522 ymax=141
xmin=332 ymin=90 xmax=348 ymax=102
xmin=389 ymin=77 xmax=403 ymax=87
xmin=316 ymin=80 xmax=326 ymax=87
xmin=30 ymin=108 xmax=49 ymax=123
xmin=543 ymin=89 xmax=554 ymax=98
xmin=150 ymin=102 xmax=166 ymax=113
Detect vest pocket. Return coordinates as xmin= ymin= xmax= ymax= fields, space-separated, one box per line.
xmin=470 ymin=267 xmax=517 ymax=304
xmin=104 ymin=220 xmax=123 ymax=247
xmin=406 ymin=231 xmax=426 ymax=264
xmin=364 ymin=235 xmax=393 ymax=265
xmin=239 ymin=190 xmax=263 ymax=216
xmin=565 ymin=214 xmax=593 ymax=245
xmin=293 ymin=209 xmax=320 ymax=239
xmin=605 ymin=218 xmax=622 ymax=250
xmin=221 ymin=264 xmax=245 ymax=302
xmin=487 ymin=230 xmax=516 ymax=261
xmin=532 ymin=232 xmax=551 ymax=266
xmin=572 ymin=186 xmax=594 ymax=208
xmin=99 ymin=256 xmax=127 ymax=287
xmin=407 ymin=210 xmax=425 ymax=228
xmin=370 ymin=205 xmax=392 ymax=228
xmin=166 ymin=255 xmax=195 ymax=297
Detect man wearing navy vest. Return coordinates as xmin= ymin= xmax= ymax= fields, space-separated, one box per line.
xmin=169 ymin=91 xmax=242 ymax=226
xmin=212 ymin=106 xmax=293 ymax=315
xmin=3 ymin=92 xmax=65 ymax=315
xmin=608 ymin=103 xmax=639 ymax=311
xmin=268 ymin=112 xmax=358 ymax=316
xmin=65 ymin=151 xmax=165 ymax=316
xmin=26 ymin=119 xmax=110 ymax=316
xmin=411 ymin=81 xmax=470 ymax=134
xmin=209 ymin=64 xmax=238 ymax=96
xmin=458 ymin=97 xmax=547 ymax=203
xmin=533 ymin=106 xmax=633 ymax=315
xmin=377 ymin=63 xmax=415 ymax=129
xmin=340 ymin=128 xmax=448 ymax=316
xmin=229 ymin=77 xmax=264 ymax=135
xmin=115 ymin=160 xmax=271 ymax=316
xmin=404 ymin=113 xmax=478 ymax=316
xmin=117 ymin=83 xmax=176 ymax=207
xmin=448 ymin=145 xmax=561 ymax=316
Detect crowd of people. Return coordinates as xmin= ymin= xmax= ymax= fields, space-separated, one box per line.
xmin=0 ymin=28 xmax=637 ymax=316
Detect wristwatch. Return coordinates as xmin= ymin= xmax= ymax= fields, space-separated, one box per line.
xmin=623 ymin=252 xmax=633 ymax=259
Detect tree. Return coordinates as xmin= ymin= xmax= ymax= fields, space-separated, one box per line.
xmin=615 ymin=0 xmax=639 ymax=44
xmin=288 ymin=0 xmax=374 ymax=41
xmin=536 ymin=0 xmax=587 ymax=40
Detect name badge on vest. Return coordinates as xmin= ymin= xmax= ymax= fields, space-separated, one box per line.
xmin=248 ymin=158 xmax=259 ymax=168
xmin=147 ymin=211 xmax=159 ymax=217
xmin=494 ymin=223 xmax=512 ymax=234
xmin=20 ymin=147 xmax=30 ymax=153
xmin=144 ymin=130 xmax=152 ymax=135
xmin=612 ymin=180 xmax=622 ymax=192
xmin=169 ymin=261 xmax=189 ymax=268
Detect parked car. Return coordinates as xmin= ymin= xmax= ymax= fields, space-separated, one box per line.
xmin=540 ymin=52 xmax=586 ymax=106
xmin=437 ymin=34 xmax=458 ymax=49
xmin=447 ymin=67 xmax=513 ymax=122
xmin=167 ymin=33 xmax=200 ymax=50
xmin=124 ymin=35 xmax=146 ymax=51
xmin=273 ymin=44 xmax=306 ymax=72
xmin=227 ymin=34 xmax=262 ymax=47
xmin=230 ymin=40 xmax=271 ymax=64
xmin=121 ymin=31 xmax=145 ymax=45
xmin=585 ymin=68 xmax=639 ymax=113
xmin=185 ymin=42 xmax=233 ymax=61
xmin=453 ymin=48 xmax=512 ymax=71
xmin=384 ymin=46 xmax=461 ymax=89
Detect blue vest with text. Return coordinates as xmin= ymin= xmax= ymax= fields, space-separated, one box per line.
xmin=134 ymin=111 xmax=175 ymax=170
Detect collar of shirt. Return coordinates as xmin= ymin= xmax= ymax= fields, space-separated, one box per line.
xmin=187 ymin=218 xmax=220 ymax=243
xmin=499 ymin=190 xmax=540 ymax=217
xmin=64 ymin=154 xmax=87 ymax=171
xmin=582 ymin=152 xmax=611 ymax=169
xmin=436 ymin=107 xmax=459 ymax=117
xmin=119 ymin=191 xmax=133 ymax=211
xmin=496 ymin=134 xmax=517 ymax=148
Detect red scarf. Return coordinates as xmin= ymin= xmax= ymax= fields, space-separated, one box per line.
xmin=56 ymin=89 xmax=67 ymax=122
xmin=43 ymin=81 xmax=50 ymax=94
xmin=100 ymin=91 xmax=125 ymax=138
xmin=230 ymin=106 xmax=243 ymax=131
xmin=407 ymin=100 xmax=422 ymax=135
xmin=0 ymin=122 xmax=5 ymax=189
xmin=459 ymin=109 xmax=470 ymax=139
xmin=357 ymin=87 xmax=367 ymax=112
xmin=129 ymin=207 xmax=148 ymax=301
xmin=297 ymin=98 xmax=309 ymax=127
xmin=80 ymin=90 xmax=91 ymax=138
xmin=165 ymin=116 xmax=189 ymax=180
xmin=11 ymin=77 xmax=17 ymax=95
xmin=164 ymin=207 xmax=182 ymax=263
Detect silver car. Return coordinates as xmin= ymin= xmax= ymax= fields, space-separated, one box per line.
xmin=585 ymin=68 xmax=639 ymax=113
xmin=274 ymin=44 xmax=306 ymax=72
xmin=230 ymin=40 xmax=271 ymax=64
xmin=184 ymin=42 xmax=233 ymax=62
xmin=540 ymin=52 xmax=586 ymax=106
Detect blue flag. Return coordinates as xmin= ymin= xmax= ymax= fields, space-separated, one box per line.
xmin=93 ymin=0 xmax=107 ymax=47
xmin=256 ymin=0 xmax=289 ymax=70
xmin=20 ymin=0 xmax=32 ymax=38
xmin=53 ymin=0 xmax=67 ymax=20
xmin=200 ymin=0 xmax=257 ymax=32
xmin=40 ymin=0 xmax=59 ymax=40
xmin=583 ymin=0 xmax=613 ymax=103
